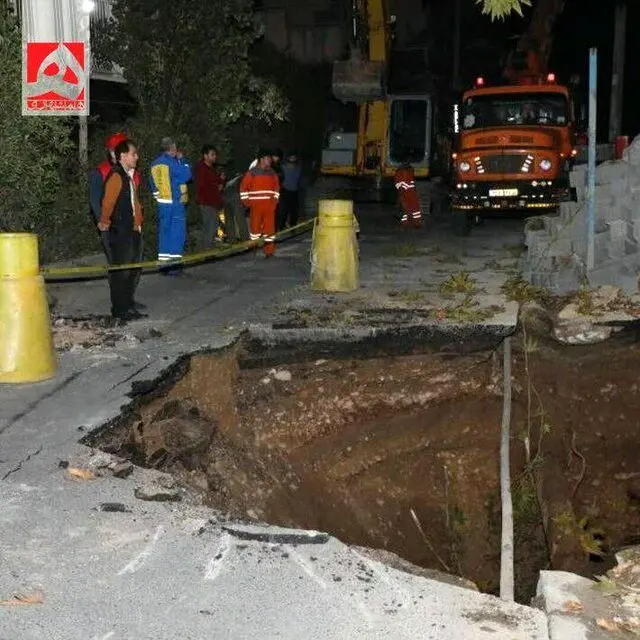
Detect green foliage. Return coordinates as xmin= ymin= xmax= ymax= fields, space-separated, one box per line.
xmin=476 ymin=0 xmax=532 ymax=20
xmin=93 ymin=0 xmax=289 ymax=163
xmin=439 ymin=271 xmax=476 ymax=296
xmin=0 ymin=9 xmax=82 ymax=250
xmin=501 ymin=275 xmax=550 ymax=306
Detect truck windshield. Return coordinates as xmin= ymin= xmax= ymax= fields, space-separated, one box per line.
xmin=462 ymin=92 xmax=568 ymax=130
xmin=389 ymin=99 xmax=428 ymax=163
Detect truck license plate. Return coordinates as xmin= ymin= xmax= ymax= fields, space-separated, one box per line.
xmin=489 ymin=188 xmax=518 ymax=197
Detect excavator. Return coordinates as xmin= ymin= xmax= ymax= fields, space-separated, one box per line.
xmin=316 ymin=0 xmax=434 ymax=203
xmin=450 ymin=0 xmax=572 ymax=234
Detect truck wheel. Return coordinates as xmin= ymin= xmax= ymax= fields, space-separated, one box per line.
xmin=452 ymin=211 xmax=472 ymax=236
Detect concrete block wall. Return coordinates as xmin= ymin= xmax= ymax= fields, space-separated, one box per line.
xmin=521 ymin=135 xmax=640 ymax=294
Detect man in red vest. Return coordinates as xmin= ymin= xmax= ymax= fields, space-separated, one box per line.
xmin=240 ymin=149 xmax=280 ymax=257
xmin=89 ymin=132 xmax=146 ymax=311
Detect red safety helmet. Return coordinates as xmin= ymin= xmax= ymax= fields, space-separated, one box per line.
xmin=106 ymin=132 xmax=128 ymax=151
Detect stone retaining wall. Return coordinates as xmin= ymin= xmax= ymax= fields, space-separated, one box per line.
xmin=521 ymin=136 xmax=640 ymax=294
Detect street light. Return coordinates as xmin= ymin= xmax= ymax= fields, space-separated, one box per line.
xmin=81 ymin=0 xmax=95 ymax=13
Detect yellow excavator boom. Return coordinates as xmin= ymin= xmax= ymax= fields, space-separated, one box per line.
xmin=332 ymin=0 xmax=389 ymax=105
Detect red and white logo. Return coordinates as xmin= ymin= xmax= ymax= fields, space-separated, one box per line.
xmin=23 ymin=42 xmax=88 ymax=115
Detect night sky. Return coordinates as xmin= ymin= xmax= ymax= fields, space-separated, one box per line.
xmin=452 ymin=0 xmax=639 ymax=141
xmin=551 ymin=0 xmax=639 ymax=140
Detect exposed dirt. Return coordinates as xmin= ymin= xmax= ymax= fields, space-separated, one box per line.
xmin=93 ymin=334 xmax=640 ymax=603
xmin=51 ymin=314 xmax=163 ymax=352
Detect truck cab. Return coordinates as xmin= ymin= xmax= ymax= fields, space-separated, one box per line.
xmin=451 ymin=75 xmax=576 ymax=215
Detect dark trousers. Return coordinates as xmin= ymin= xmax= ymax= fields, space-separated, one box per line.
xmin=133 ymin=233 xmax=143 ymax=296
xmin=108 ymin=230 xmax=141 ymax=317
xmin=278 ymin=189 xmax=299 ymax=230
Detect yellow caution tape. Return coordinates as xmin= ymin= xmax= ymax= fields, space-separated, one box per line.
xmin=42 ymin=219 xmax=315 ymax=280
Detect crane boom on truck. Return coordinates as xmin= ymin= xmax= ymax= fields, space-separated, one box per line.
xmin=450 ymin=0 xmax=572 ymax=234
xmin=319 ymin=0 xmax=433 ymax=199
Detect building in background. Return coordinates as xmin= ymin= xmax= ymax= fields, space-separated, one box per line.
xmin=254 ymin=0 xmax=429 ymax=64
xmin=254 ymin=0 xmax=346 ymax=64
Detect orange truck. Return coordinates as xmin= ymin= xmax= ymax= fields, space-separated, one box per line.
xmin=450 ymin=73 xmax=577 ymax=231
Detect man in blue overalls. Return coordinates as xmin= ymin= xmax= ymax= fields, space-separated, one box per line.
xmin=149 ymin=137 xmax=192 ymax=275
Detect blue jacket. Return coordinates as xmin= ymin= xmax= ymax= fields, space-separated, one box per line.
xmin=149 ymin=152 xmax=192 ymax=205
xmin=282 ymin=163 xmax=301 ymax=191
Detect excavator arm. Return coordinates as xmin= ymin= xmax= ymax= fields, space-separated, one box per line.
xmin=332 ymin=0 xmax=390 ymax=104
xmin=504 ymin=0 xmax=565 ymax=83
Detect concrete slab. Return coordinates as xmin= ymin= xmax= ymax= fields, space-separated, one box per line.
xmin=0 ymin=474 xmax=549 ymax=640
xmin=536 ymin=570 xmax=623 ymax=639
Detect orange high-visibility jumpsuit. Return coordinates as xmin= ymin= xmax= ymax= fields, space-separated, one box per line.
xmin=394 ymin=165 xmax=421 ymax=228
xmin=240 ymin=167 xmax=280 ymax=256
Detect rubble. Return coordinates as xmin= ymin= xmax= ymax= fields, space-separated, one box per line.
xmin=134 ymin=473 xmax=182 ymax=502
xmin=552 ymin=285 xmax=639 ymax=345
xmin=111 ymin=460 xmax=134 ymax=478
xmin=50 ymin=315 xmax=163 ymax=352
xmin=96 ymin=503 xmax=131 ymax=513
xmin=522 ymin=136 xmax=640 ymax=294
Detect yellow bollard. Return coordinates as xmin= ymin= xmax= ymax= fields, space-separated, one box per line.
xmin=310 ymin=199 xmax=359 ymax=292
xmin=0 ymin=233 xmax=57 ymax=384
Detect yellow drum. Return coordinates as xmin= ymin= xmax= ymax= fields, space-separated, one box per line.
xmin=310 ymin=200 xmax=359 ymax=292
xmin=0 ymin=233 xmax=57 ymax=383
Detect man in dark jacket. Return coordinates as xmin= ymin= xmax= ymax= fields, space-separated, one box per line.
xmin=271 ymin=148 xmax=284 ymax=232
xmin=89 ymin=132 xmax=146 ymax=311
xmin=97 ymin=139 xmax=146 ymax=324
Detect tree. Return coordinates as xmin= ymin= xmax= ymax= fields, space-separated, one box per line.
xmin=93 ymin=0 xmax=288 ymax=160
xmin=0 ymin=8 xmax=75 ymax=235
xmin=478 ymin=0 xmax=532 ymax=20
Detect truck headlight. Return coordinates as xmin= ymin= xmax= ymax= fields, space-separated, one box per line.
xmin=459 ymin=161 xmax=471 ymax=172
xmin=539 ymin=159 xmax=552 ymax=171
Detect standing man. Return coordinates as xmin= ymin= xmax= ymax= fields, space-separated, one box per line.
xmin=97 ymin=139 xmax=145 ymax=324
xmin=394 ymin=162 xmax=422 ymax=228
xmin=240 ymin=149 xmax=280 ymax=257
xmin=195 ymin=145 xmax=225 ymax=248
xmin=89 ymin=132 xmax=146 ymax=311
xmin=271 ymin=148 xmax=284 ymax=231
xmin=279 ymin=152 xmax=301 ymax=230
xmin=149 ymin=137 xmax=192 ymax=273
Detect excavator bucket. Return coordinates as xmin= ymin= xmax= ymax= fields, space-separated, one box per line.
xmin=332 ymin=59 xmax=385 ymax=104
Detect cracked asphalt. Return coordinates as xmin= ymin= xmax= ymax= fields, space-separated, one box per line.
xmin=0 ymin=206 xmax=557 ymax=639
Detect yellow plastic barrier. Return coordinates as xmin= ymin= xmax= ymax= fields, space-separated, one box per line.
xmin=0 ymin=233 xmax=57 ymax=384
xmin=310 ymin=200 xmax=359 ymax=292
xmin=41 ymin=218 xmax=315 ymax=280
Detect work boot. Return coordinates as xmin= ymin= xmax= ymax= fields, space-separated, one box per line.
xmin=110 ymin=312 xmax=128 ymax=327
xmin=126 ymin=308 xmax=148 ymax=320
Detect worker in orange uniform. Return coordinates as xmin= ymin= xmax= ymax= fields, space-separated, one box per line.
xmin=240 ymin=149 xmax=280 ymax=257
xmin=394 ymin=162 xmax=422 ymax=228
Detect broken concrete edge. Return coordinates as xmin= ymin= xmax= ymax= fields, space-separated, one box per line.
xmin=223 ymin=523 xmax=330 ymax=545
xmin=221 ymin=525 xmax=484 ymax=593
xmin=350 ymin=545 xmax=479 ymax=592
xmin=535 ymin=570 xmax=613 ymax=639
xmin=241 ymin=319 xmax=518 ymax=367
xmin=81 ymin=317 xmax=522 ymax=449
xmin=80 ymin=335 xmax=243 ymax=448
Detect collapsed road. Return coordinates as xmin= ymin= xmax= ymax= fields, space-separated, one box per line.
xmin=1 ymin=208 xmax=640 ymax=639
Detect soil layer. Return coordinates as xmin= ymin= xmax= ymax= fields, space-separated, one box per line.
xmin=93 ymin=334 xmax=640 ymax=603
